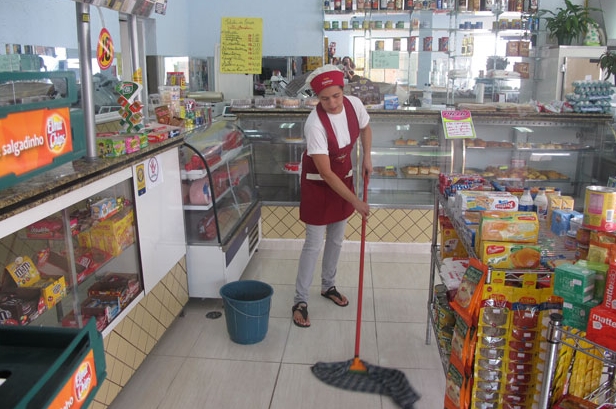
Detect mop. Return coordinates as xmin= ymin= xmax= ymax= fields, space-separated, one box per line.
xmin=311 ymin=178 xmax=420 ymax=409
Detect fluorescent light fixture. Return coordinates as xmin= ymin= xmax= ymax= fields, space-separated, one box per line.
xmin=513 ymin=127 xmax=534 ymax=133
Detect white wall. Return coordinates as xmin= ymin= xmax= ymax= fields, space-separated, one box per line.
xmin=152 ymin=0 xmax=323 ymax=57
xmin=0 ymin=0 xmax=121 ymax=52
xmin=0 ymin=0 xmax=323 ymax=58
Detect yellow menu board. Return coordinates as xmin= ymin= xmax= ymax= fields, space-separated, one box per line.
xmin=220 ymin=17 xmax=263 ymax=74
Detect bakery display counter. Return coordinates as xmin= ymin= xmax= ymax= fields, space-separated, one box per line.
xmin=234 ymin=108 xmax=614 ymax=208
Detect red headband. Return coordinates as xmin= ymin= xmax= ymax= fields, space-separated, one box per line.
xmin=310 ymin=70 xmax=344 ymax=95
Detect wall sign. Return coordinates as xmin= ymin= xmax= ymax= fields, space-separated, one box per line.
xmin=220 ymin=17 xmax=262 ymax=74
xmin=97 ymin=28 xmax=114 ymax=70
xmin=0 ymin=107 xmax=73 ymax=179
xmin=371 ymin=51 xmax=399 ymax=69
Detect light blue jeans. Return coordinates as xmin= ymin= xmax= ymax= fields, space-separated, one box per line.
xmin=293 ymin=219 xmax=347 ymax=305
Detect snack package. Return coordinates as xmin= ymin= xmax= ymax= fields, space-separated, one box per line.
xmin=4 ymin=255 xmax=41 ymax=287
xmin=479 ymin=241 xmax=542 ymax=269
xmin=451 ymin=258 xmax=489 ymax=325
xmin=479 ymin=211 xmax=539 ymax=244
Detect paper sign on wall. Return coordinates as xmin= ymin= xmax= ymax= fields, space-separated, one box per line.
xmin=371 ymin=51 xmax=399 ymax=69
xmin=441 ymin=110 xmax=476 ymax=139
xmin=220 ymin=17 xmax=263 ymax=74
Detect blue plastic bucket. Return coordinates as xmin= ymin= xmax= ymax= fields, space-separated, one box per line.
xmin=219 ymin=280 xmax=274 ymax=345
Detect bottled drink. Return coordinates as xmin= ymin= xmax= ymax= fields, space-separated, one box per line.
xmin=519 ymin=187 xmax=534 ymax=211
xmin=534 ymin=187 xmax=548 ymax=221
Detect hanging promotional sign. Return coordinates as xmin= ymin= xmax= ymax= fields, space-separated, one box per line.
xmin=97 ymin=28 xmax=114 ymax=70
xmin=0 ymin=107 xmax=73 ymax=179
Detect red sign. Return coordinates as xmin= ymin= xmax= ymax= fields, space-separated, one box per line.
xmin=97 ymin=28 xmax=114 ymax=70
xmin=0 ymin=107 xmax=73 ymax=179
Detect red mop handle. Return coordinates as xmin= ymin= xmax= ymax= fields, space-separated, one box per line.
xmin=354 ymin=175 xmax=368 ymax=360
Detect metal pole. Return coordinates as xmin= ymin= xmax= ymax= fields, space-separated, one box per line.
xmin=426 ymin=183 xmax=440 ymax=345
xmin=75 ymin=2 xmax=98 ymax=161
xmin=538 ymin=313 xmax=563 ymax=409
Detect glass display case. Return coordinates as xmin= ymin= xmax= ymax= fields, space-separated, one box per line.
xmin=0 ymin=172 xmax=143 ymax=334
xmin=459 ymin=112 xmax=613 ymax=204
xmin=179 ymin=121 xmax=261 ymax=298
xmin=236 ymin=108 xmax=613 ymax=208
xmin=235 ymin=108 xmax=453 ymax=207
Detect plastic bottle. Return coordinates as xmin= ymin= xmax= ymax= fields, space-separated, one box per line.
xmin=534 ymin=187 xmax=548 ymax=221
xmin=519 ymin=187 xmax=534 ymax=211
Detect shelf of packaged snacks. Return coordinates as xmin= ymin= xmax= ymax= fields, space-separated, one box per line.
xmin=538 ymin=313 xmax=616 ymax=409
xmin=31 ymin=243 xmax=142 ymax=330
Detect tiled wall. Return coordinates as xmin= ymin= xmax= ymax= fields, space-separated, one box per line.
xmin=261 ymin=205 xmax=434 ymax=243
xmin=89 ymin=257 xmax=189 ymax=409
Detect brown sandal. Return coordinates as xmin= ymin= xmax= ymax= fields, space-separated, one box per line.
xmin=292 ymin=302 xmax=310 ymax=328
xmin=321 ymin=286 xmax=349 ymax=307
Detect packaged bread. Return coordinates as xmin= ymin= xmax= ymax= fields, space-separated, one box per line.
xmin=479 ymin=211 xmax=539 ymax=243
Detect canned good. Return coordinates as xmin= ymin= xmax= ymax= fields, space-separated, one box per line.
xmin=576 ymin=227 xmax=591 ymax=245
xmin=393 ymin=38 xmax=401 ymax=51
xmin=564 ymin=231 xmax=577 ymax=250
xmin=375 ymin=21 xmax=383 ymax=29
xmin=375 ymin=40 xmax=385 ymax=50
xmin=352 ymin=20 xmax=360 ymax=29
xmin=396 ymin=21 xmax=405 ymax=29
xmin=575 ymin=244 xmax=589 ymax=261
xmin=438 ymin=36 xmax=449 ymax=52
xmin=363 ymin=20 xmax=370 ymax=29
xmin=423 ymin=36 xmax=433 ymax=51
xmin=342 ymin=21 xmax=349 ymax=29
xmin=408 ymin=36 xmax=418 ymax=52
xmin=324 ymin=21 xmax=331 ymax=30
xmin=385 ymin=21 xmax=393 ymax=29
xmin=583 ymin=186 xmax=616 ymax=231
xmin=332 ymin=21 xmax=340 ymax=30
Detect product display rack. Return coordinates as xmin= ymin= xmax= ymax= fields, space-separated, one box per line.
xmin=427 ymin=185 xmax=616 ymax=407
xmin=539 ymin=313 xmax=616 ymax=408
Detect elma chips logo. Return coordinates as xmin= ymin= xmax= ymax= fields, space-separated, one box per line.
xmin=46 ymin=113 xmax=68 ymax=153
xmin=74 ymin=361 xmax=93 ymax=401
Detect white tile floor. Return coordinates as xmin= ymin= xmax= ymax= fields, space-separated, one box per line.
xmin=108 ymin=241 xmax=445 ymax=409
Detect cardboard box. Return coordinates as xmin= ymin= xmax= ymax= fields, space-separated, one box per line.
xmin=479 ymin=211 xmax=539 ymax=244
xmin=0 ymin=288 xmax=46 ymax=325
xmin=30 ymin=275 xmax=67 ymax=309
xmin=602 ymin=262 xmax=616 ymax=310
xmin=479 ymin=241 xmax=542 ymax=269
xmin=562 ymin=298 xmax=599 ymax=331
xmin=439 ymin=215 xmax=468 ymax=258
xmin=576 ymin=260 xmax=609 ymax=302
xmin=513 ymin=62 xmax=530 ymax=79
xmin=554 ymin=263 xmax=596 ymax=304
xmin=519 ymin=41 xmax=531 ymax=57
xmin=4 ymin=255 xmax=41 ymax=287
xmin=586 ymin=304 xmax=616 ymax=352
xmin=90 ymin=197 xmax=118 ymax=220
xmin=88 ymin=272 xmax=140 ymax=308
xmin=506 ymin=41 xmax=520 ymax=56
xmin=81 ymin=295 xmax=121 ymax=323
xmin=89 ymin=208 xmax=135 ymax=256
xmin=551 ymin=209 xmax=583 ymax=237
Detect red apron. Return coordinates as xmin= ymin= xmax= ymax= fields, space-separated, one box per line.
xmin=300 ymin=96 xmax=360 ymax=225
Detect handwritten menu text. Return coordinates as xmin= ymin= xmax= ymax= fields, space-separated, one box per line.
xmin=220 ymin=17 xmax=263 ymax=74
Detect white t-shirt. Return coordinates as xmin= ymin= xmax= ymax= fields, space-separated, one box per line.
xmin=304 ymin=95 xmax=370 ymax=156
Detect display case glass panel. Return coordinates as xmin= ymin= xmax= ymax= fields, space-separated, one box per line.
xmin=0 ymin=177 xmax=143 ymax=332
xmin=179 ymin=121 xmax=260 ymax=246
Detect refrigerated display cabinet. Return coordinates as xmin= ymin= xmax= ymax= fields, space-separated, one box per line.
xmin=179 ymin=121 xmax=261 ymax=298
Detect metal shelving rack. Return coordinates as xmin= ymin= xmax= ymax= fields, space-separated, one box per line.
xmin=426 ymin=185 xmax=616 ymax=408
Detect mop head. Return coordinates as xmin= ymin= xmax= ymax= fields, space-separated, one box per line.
xmin=311 ymin=359 xmax=420 ymax=409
